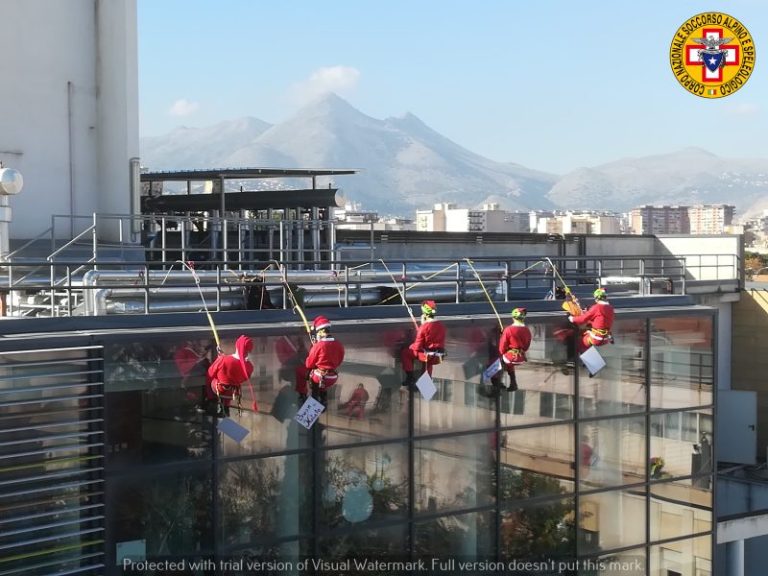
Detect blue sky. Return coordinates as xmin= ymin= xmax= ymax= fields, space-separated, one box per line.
xmin=139 ymin=0 xmax=767 ymax=174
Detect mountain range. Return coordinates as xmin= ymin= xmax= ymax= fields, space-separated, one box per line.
xmin=141 ymin=93 xmax=768 ymax=218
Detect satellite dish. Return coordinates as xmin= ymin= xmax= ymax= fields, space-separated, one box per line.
xmin=0 ymin=169 xmax=23 ymax=195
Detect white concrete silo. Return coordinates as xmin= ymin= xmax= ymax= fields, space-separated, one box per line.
xmin=0 ymin=0 xmax=139 ymax=245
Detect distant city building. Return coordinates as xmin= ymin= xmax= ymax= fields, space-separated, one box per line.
xmin=417 ymin=203 xmax=516 ymax=233
xmin=532 ymin=211 xmax=623 ymax=235
xmin=630 ymin=205 xmax=689 ymax=235
xmin=336 ymin=203 xmax=415 ymax=231
xmin=630 ymin=204 xmax=735 ymax=235
xmin=505 ymin=211 xmax=531 ymax=233
xmin=688 ymin=204 xmax=735 ymax=235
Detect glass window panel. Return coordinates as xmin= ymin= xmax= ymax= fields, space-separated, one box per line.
xmin=500 ymin=389 xmax=527 ymax=416
xmin=593 ymin=549 xmax=647 ymax=576
xmin=218 ymin=454 xmax=311 ymax=549
xmin=217 ymin=539 xmax=311 ymax=565
xmin=650 ymin=316 xmax=714 ymax=409
xmin=579 ymin=488 xmax=647 ymax=555
xmin=500 ymin=497 xmax=575 ymax=561
xmin=107 ymin=466 xmax=212 ymax=558
xmin=317 ymin=524 xmax=407 ymax=560
xmin=105 ymin=389 xmax=213 ymax=466
xmin=651 ymin=480 xmax=712 ymax=510
xmin=650 ymin=487 xmax=712 ymax=542
xmin=414 ymin=510 xmax=495 ymax=559
xmin=414 ymin=376 xmax=494 ymax=435
xmin=650 ymin=409 xmax=712 ymax=481
xmin=415 ymin=434 xmax=496 ymax=515
xmin=500 ymin=424 xmax=575 ymax=498
xmin=540 ymin=392 xmax=554 ymax=417
xmin=320 ymin=443 xmax=408 ymax=531
xmin=578 ymin=319 xmax=647 ymax=417
xmin=650 ymin=535 xmax=712 ymax=576
xmin=580 ymin=416 xmax=646 ymax=491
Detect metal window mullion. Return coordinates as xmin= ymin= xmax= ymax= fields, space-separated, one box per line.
xmin=0 ymin=504 xmax=104 ymax=527
xmin=0 ymin=526 xmax=104 ymax=553
xmin=0 ymin=466 xmax=104 ymax=488
xmin=0 ymin=514 xmax=105 ymax=539
xmin=0 ymin=479 xmax=104 ymax=501
xmin=0 ymin=393 xmax=103 ymax=409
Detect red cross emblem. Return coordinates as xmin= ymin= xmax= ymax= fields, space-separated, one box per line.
xmin=685 ymin=27 xmax=740 ymax=82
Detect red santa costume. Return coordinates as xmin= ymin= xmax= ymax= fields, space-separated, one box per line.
xmin=497 ymin=308 xmax=532 ymax=391
xmin=401 ymin=300 xmax=447 ymax=382
xmin=569 ymin=288 xmax=615 ymax=354
xmin=207 ymin=335 xmax=254 ymax=414
xmin=297 ymin=316 xmax=345 ymax=398
xmin=343 ymin=384 xmax=370 ymax=420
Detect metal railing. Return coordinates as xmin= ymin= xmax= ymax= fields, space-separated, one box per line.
xmin=0 ymin=212 xmax=743 ymax=317
xmin=0 ymin=254 xmax=714 ymax=318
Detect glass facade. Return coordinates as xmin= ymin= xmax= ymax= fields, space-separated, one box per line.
xmin=95 ymin=310 xmax=714 ymax=574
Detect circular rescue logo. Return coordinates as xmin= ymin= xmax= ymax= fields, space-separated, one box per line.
xmin=670 ymin=12 xmax=755 ymax=98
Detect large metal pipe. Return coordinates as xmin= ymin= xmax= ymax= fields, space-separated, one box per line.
xmin=89 ymin=287 xmax=244 ymax=315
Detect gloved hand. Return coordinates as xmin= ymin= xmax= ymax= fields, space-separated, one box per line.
xmin=568 ymin=315 xmax=575 ymax=323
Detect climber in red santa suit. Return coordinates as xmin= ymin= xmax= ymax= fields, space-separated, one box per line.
xmin=342 ymin=383 xmax=370 ymax=420
xmin=206 ymin=335 xmax=255 ymax=417
xmin=498 ymin=307 xmax=532 ymax=392
xmin=400 ymin=300 xmax=447 ymax=387
xmin=568 ymin=288 xmax=615 ymax=354
xmin=298 ymin=316 xmax=345 ymax=405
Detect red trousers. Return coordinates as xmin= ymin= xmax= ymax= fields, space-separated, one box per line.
xmin=295 ymin=366 xmax=339 ymax=395
xmin=400 ymin=347 xmax=442 ymax=376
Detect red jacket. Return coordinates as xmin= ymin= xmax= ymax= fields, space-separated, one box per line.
xmin=499 ymin=323 xmax=532 ymax=362
xmin=409 ymin=319 xmax=446 ymax=354
xmin=572 ymin=301 xmax=614 ymax=332
xmin=207 ymin=354 xmax=253 ymax=386
xmin=305 ymin=337 xmax=345 ymax=371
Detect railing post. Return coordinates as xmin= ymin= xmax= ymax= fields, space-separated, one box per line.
xmin=639 ymin=259 xmax=645 ymax=296
xmin=180 ymin=218 xmax=187 ymax=264
xmin=216 ymin=266 xmax=222 ymax=311
xmin=504 ymin=261 xmax=510 ymax=302
xmin=455 ymin=261 xmax=461 ymax=303
xmin=401 ymin=262 xmax=407 ymax=306
xmin=161 ymin=216 xmax=167 ymax=268
xmin=344 ymin=267 xmax=349 ymax=308
xmin=682 ymin=260 xmax=687 ymax=295
xmin=143 ymin=264 xmax=149 ymax=314
xmin=92 ymin=213 xmax=98 ymax=265
xmin=66 ymin=266 xmax=73 ymax=317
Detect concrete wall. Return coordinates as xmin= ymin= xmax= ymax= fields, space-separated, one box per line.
xmin=0 ymin=0 xmax=138 ymax=241
xmin=731 ymin=289 xmax=768 ymax=462
xmin=656 ymin=235 xmax=743 ymax=281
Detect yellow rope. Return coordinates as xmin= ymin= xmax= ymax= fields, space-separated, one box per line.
xmin=377 ymin=262 xmax=459 ymax=305
xmin=379 ymin=259 xmax=419 ymax=329
xmin=464 ymin=258 xmax=503 ymax=331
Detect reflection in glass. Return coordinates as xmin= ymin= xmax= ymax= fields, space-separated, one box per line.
xmin=108 ymin=467 xmax=212 ymax=558
xmin=320 ymin=444 xmax=408 ymax=530
xmin=500 ymin=498 xmax=575 ymax=560
xmin=579 ymin=417 xmax=646 ymax=490
xmin=415 ymin=434 xmax=495 ymax=515
xmin=650 ymin=316 xmax=713 ymax=409
xmin=650 ymin=486 xmax=712 ymax=542
xmin=650 ymin=409 xmax=712 ymax=480
xmin=595 ymin=548 xmax=646 ymax=576
xmin=317 ymin=524 xmax=407 ymax=559
xmin=414 ymin=511 xmax=494 ymax=559
xmin=218 ymin=454 xmax=310 ymax=550
xmin=579 ymin=488 xmax=647 ymax=554
xmin=650 ymin=535 xmax=712 ymax=576
xmin=579 ymin=319 xmax=646 ymax=417
xmin=500 ymin=424 xmax=575 ymax=495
